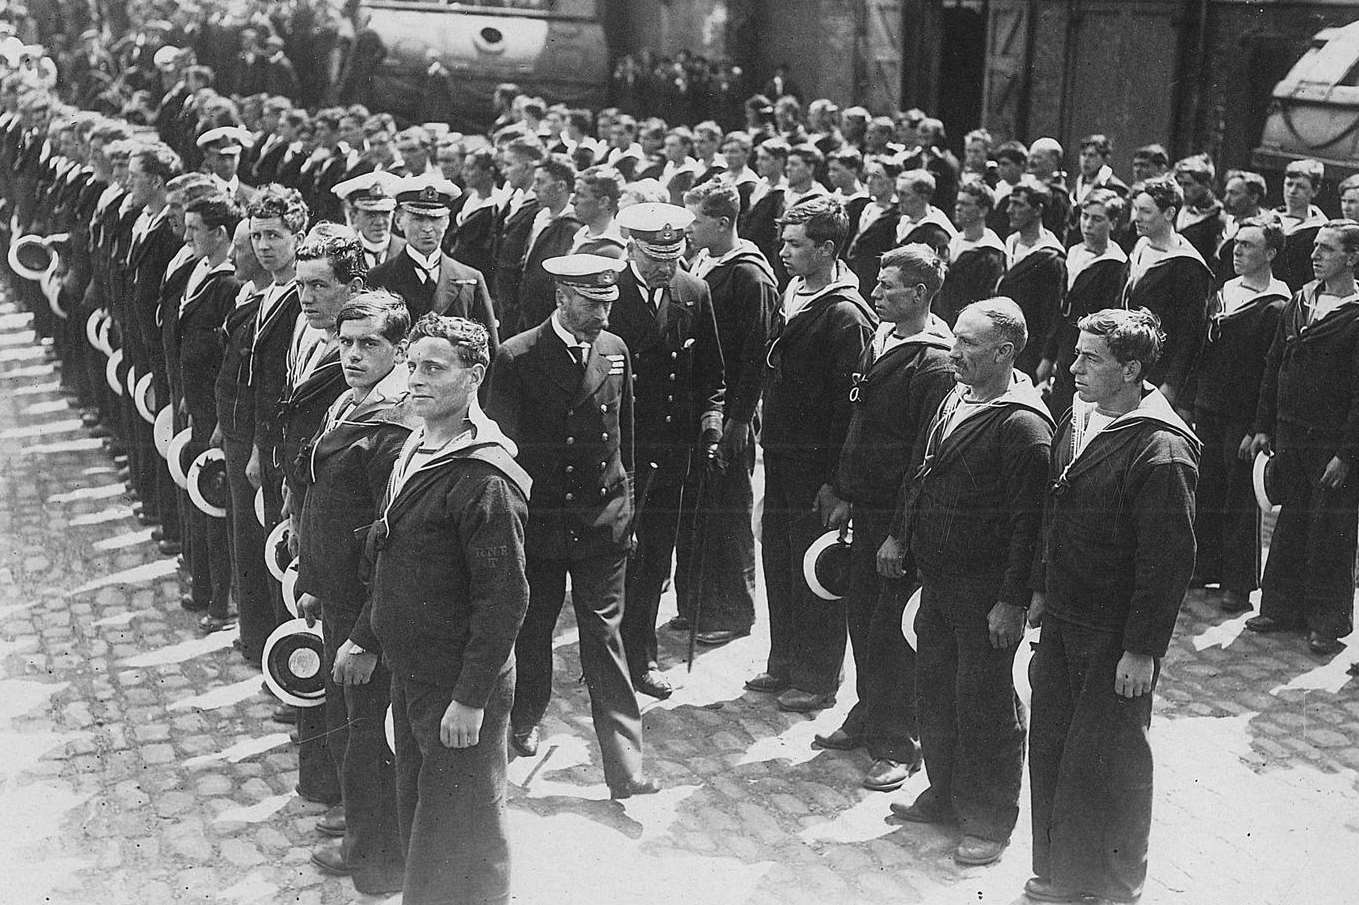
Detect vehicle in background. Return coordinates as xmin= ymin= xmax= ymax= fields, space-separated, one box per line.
xmin=358 ymin=0 xmax=609 ymax=131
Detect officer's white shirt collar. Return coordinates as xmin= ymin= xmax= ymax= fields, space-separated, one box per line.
xmin=405 ymin=245 xmax=441 ymax=281
xmin=551 ymin=309 xmax=592 ymax=358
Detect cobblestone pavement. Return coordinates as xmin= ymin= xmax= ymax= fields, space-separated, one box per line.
xmin=1 ymin=296 xmax=1357 ymax=905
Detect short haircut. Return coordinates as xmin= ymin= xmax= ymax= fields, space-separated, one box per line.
xmin=336 ymin=288 xmax=410 ymax=343
xmin=964 ymin=128 xmax=993 ymax=149
xmin=665 ymin=126 xmax=694 ymax=151
xmin=720 ymin=131 xmax=752 ymax=154
xmin=567 ymin=109 xmax=593 ymax=134
xmin=757 ymin=139 xmax=790 ymax=161
xmin=683 ymin=179 xmax=741 ymax=223
xmin=962 ymin=297 xmax=1029 ymax=355
xmin=779 ymin=195 xmax=849 ymax=254
xmin=1285 ymin=158 xmax=1325 ymax=190
xmin=1173 ymin=153 xmax=1215 ymax=186
xmin=620 ymin=179 xmax=668 ymax=207
xmin=994 ymin=140 xmax=1028 ymax=166
xmin=863 ymin=155 xmax=902 ymax=180
xmin=503 ymin=136 xmax=545 ymax=163
xmin=313 ymin=108 xmax=344 ymax=131
xmin=1238 ymin=213 xmax=1285 ymax=254
xmin=1077 ymin=307 xmax=1164 ymax=377
xmin=1337 ymin=174 xmax=1359 ymax=197
xmin=296 ymin=221 xmax=367 ymax=285
xmin=406 ymin=312 xmax=490 ymax=369
xmin=1138 ymin=176 xmax=1184 ymax=215
xmin=899 ymin=168 xmax=937 ymax=199
xmin=787 ymin=143 xmax=824 ymax=169
xmin=1079 ymin=133 xmax=1112 ymax=157
xmin=879 ymin=243 xmax=946 ymax=298
xmin=464 ymin=147 xmax=500 ymax=180
xmin=1225 ymin=169 xmax=1267 ymax=201
xmin=829 ymin=147 xmax=863 ymax=173
xmin=246 ymin=184 xmax=309 ymax=234
xmin=693 ymin=121 xmax=723 ymax=142
xmin=1011 ymin=176 xmax=1052 ymax=212
xmin=577 ymin=164 xmax=626 ymax=209
xmin=1082 ymin=186 xmax=1126 ymax=222
xmin=130 ymin=142 xmax=183 ymax=182
xmin=166 ymin=172 xmax=216 ymax=196
xmin=1133 ymin=144 xmax=1170 ymax=168
xmin=1322 ymin=218 xmax=1359 ymax=253
xmin=957 ymin=177 xmax=995 ymax=213
xmin=536 ymin=153 xmax=576 ymax=187
xmin=184 ymin=194 xmax=243 ymax=234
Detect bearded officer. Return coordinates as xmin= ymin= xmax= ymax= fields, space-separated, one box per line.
xmin=610 ymin=202 xmax=725 ymax=699
xmin=485 ymin=253 xmax=659 ymax=799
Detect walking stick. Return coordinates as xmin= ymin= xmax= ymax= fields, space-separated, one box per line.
xmin=685 ymin=448 xmax=723 ymax=672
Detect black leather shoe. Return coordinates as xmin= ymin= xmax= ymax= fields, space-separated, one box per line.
xmin=310 ymin=844 xmax=351 ymax=876
xmin=1245 ymin=615 xmax=1295 ymax=633
xmin=199 ymin=612 xmax=238 ymax=634
xmin=273 ymin=705 xmax=298 ymax=725
xmin=180 ymin=595 xmax=209 ymax=613
xmin=295 ymin=784 xmax=341 ymax=806
xmin=1023 ymin=876 xmax=1082 ymax=902
xmin=695 ymin=628 xmax=751 ymax=646
xmin=744 ymin=672 xmax=790 ymax=693
xmin=812 ymin=728 xmax=861 ymax=750
xmin=511 ymin=725 xmax=540 ymax=757
xmin=1308 ymin=631 xmax=1344 ymax=656
xmin=889 ymin=796 xmax=957 ymax=825
xmin=89 ymin=422 xmax=112 ymax=438
xmin=863 ymin=757 xmax=920 ymax=792
xmin=775 ymin=688 xmax=835 ymax=712
xmin=137 ymin=511 xmax=160 ymax=526
xmin=151 ymin=526 xmax=165 ymax=542
xmin=315 ymin=806 xmax=346 ymax=838
xmin=633 ymin=668 xmax=673 ymax=700
xmin=157 ymin=539 xmax=182 ymax=556
xmin=609 ymin=775 xmax=661 ymax=799
xmin=663 ymin=615 xmax=690 ymax=631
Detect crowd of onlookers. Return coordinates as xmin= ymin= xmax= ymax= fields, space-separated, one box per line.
xmin=6 ymin=4 xmax=1359 ymax=905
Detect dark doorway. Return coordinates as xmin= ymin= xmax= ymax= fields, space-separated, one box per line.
xmin=937 ymin=2 xmax=987 ymax=155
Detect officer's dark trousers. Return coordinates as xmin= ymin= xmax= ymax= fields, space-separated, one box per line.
xmin=1192 ymin=409 xmax=1259 ymax=596
xmin=1030 ymin=616 xmax=1156 ymax=903
xmin=513 ymin=552 xmax=644 ymax=790
xmin=186 ymin=417 xmax=232 ymax=617
xmin=392 ymin=669 xmax=512 ymax=905
xmin=1259 ymin=444 xmax=1358 ymax=639
xmin=675 ymin=441 xmax=757 ymax=633
xmin=916 ymin=574 xmax=1024 ymax=842
xmin=622 ymin=475 xmax=683 ymax=674
xmin=223 ymin=434 xmax=271 ymax=662
xmin=761 ymin=453 xmax=844 ymax=695
xmin=839 ymin=504 xmax=918 ymax=762
xmin=322 ymin=603 xmax=403 ymax=894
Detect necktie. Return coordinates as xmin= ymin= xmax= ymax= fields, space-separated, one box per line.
xmin=573 ymin=346 xmax=588 ymax=369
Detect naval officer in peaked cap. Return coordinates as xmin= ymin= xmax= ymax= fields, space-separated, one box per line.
xmin=367 ymin=173 xmax=498 ymax=349
xmin=332 ymin=170 xmax=405 ymax=269
xmin=609 ymin=202 xmax=725 ymax=700
xmin=485 ymin=252 xmax=660 ymax=799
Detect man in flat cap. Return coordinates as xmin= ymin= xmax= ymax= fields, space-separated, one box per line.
xmin=368 ymin=174 xmax=497 ymax=350
xmin=485 ymin=253 xmax=660 ymax=799
xmin=197 ymin=125 xmax=257 ymax=206
xmin=610 ymin=202 xmax=725 ymax=699
xmin=333 ymin=170 xmax=405 ymax=269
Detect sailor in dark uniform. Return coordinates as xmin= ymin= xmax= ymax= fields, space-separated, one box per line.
xmin=610 ymin=203 xmax=725 ymax=699
xmin=485 ymin=253 xmax=659 ymax=800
